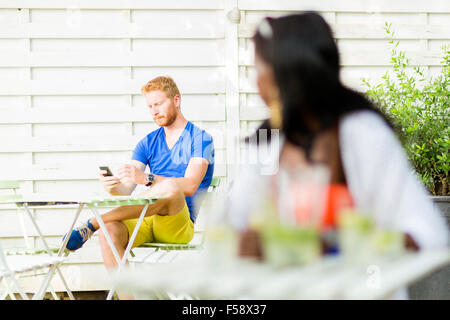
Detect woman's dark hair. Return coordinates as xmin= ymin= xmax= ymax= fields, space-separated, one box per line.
xmin=248 ymin=12 xmax=389 ymax=157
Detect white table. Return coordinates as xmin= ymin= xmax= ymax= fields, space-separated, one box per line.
xmin=113 ymin=248 xmax=450 ymax=300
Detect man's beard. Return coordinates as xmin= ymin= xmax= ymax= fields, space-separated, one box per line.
xmin=155 ymin=112 xmax=177 ymax=127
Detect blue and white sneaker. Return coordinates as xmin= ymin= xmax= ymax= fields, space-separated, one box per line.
xmin=63 ymin=220 xmax=96 ymax=251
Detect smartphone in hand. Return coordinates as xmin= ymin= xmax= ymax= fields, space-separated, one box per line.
xmin=99 ymin=166 xmax=113 ymax=177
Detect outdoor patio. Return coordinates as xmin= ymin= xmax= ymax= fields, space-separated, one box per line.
xmin=0 ymin=0 xmax=449 ymax=301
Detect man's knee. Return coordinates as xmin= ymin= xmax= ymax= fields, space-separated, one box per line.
xmin=157 ymin=179 xmax=184 ymax=199
xmin=155 ymin=180 xmax=186 ymax=214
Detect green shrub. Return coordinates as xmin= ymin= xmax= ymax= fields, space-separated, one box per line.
xmin=362 ymin=23 xmax=449 ymax=196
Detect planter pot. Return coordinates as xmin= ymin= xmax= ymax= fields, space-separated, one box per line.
xmin=408 ymin=196 xmax=450 ymax=300
xmin=431 ymin=196 xmax=450 ymax=228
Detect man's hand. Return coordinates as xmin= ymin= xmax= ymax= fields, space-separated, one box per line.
xmin=118 ymin=164 xmax=148 ymax=185
xmin=99 ymin=169 xmax=121 ymax=193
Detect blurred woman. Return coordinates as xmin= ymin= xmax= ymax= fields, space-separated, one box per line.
xmin=229 ymin=13 xmax=448 ymax=266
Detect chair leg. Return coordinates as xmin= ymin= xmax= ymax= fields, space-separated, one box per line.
xmin=1 ymin=277 xmax=17 ymax=300
xmin=48 ymin=284 xmax=59 ymax=300
xmin=23 ymin=204 xmax=52 ymax=255
xmin=54 ymin=265 xmax=75 ymax=300
xmin=3 ymin=274 xmax=29 ymax=300
xmin=33 ymin=266 xmax=55 ymax=300
xmin=89 ymin=207 xmax=122 ymax=266
xmin=59 ymin=203 xmax=84 ymax=256
xmin=22 ymin=204 xmax=76 ymax=299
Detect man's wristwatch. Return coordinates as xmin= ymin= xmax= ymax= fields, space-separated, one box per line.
xmin=145 ymin=173 xmax=155 ymax=187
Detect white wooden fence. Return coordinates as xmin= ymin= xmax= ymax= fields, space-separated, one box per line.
xmin=0 ymin=0 xmax=449 ymax=292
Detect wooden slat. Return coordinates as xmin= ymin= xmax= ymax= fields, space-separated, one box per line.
xmin=0 ymin=21 xmax=224 ymax=39
xmin=239 ymin=23 xmax=450 ymax=39
xmin=0 ymin=134 xmax=226 ymax=152
xmin=240 ymin=107 xmax=269 ymax=121
xmin=241 ymin=72 xmax=445 ymax=94
xmin=0 ymin=51 xmax=225 ymax=68
xmin=0 ymin=130 xmax=225 ymax=149
xmin=0 ymin=0 xmax=224 ymax=10
xmin=0 ymin=79 xmax=225 ymax=95
xmin=0 ymin=105 xmax=225 ymax=123
xmin=0 ymin=163 xmax=227 ymax=180
xmin=0 ymin=136 xmax=140 ymax=153
xmin=0 ymin=211 xmax=92 ymax=237
xmin=239 ymin=49 xmax=445 ymax=67
xmin=239 ymin=68 xmax=443 ymax=94
xmin=333 ymin=24 xmax=450 ymax=40
xmin=238 ymin=0 xmax=450 ymax=13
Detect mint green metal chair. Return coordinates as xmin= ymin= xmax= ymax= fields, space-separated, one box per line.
xmin=0 ymin=181 xmax=22 ymax=202
xmin=0 ymin=180 xmax=67 ymax=299
xmin=0 ymin=181 xmax=61 ymax=256
xmin=130 ymin=177 xmax=221 ymax=260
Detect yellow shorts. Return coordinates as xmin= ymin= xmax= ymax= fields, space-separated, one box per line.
xmin=122 ymin=202 xmax=194 ymax=248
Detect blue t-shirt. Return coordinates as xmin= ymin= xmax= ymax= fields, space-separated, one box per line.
xmin=132 ymin=121 xmax=214 ymax=222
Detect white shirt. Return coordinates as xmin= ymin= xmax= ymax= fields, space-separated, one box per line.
xmin=339 ymin=110 xmax=448 ymax=249
xmin=229 ymin=110 xmax=449 ymax=250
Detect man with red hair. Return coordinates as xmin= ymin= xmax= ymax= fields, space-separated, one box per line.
xmin=64 ymin=76 xmax=215 ymax=287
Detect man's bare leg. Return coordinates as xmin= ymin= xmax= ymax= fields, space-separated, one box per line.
xmin=94 ymin=180 xmax=186 ymax=299
xmin=97 ymin=221 xmax=133 ymax=299
xmin=98 ymin=221 xmax=129 ymax=270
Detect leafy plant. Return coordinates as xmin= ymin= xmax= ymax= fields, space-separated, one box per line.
xmin=362 ymin=22 xmax=449 ymax=196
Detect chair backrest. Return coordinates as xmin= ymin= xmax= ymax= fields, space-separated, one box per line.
xmin=192 ymin=177 xmax=220 ymax=224
xmin=0 ymin=180 xmax=22 ymax=202
xmin=209 ymin=177 xmax=220 ymax=192
xmin=0 ymin=180 xmax=20 ymax=190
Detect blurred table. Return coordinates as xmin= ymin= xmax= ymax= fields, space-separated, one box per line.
xmin=113 ymin=249 xmax=450 ymax=300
